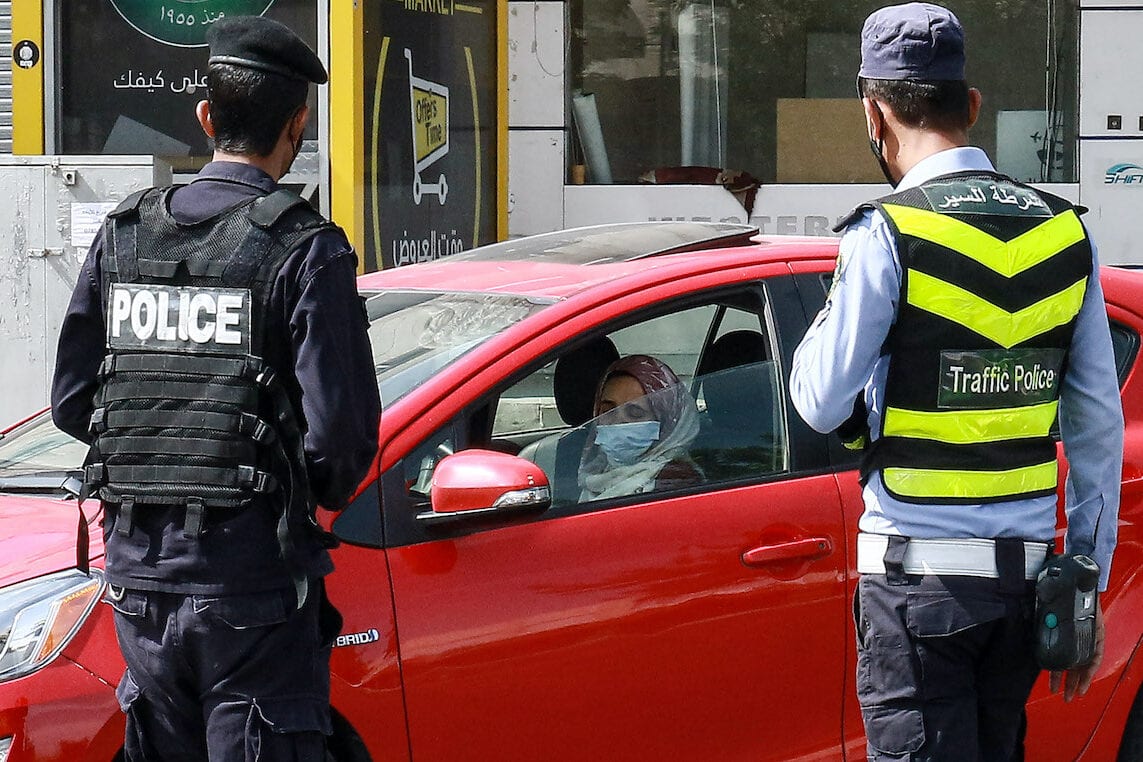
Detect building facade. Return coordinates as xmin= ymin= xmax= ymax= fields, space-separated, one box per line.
xmin=6 ymin=1 xmax=1143 ymax=265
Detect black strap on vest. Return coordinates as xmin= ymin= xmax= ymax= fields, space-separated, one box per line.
xmin=103 ymin=189 xmax=149 ymax=285
xmin=76 ymin=503 xmax=90 ymax=575
xmin=249 ymin=189 xmax=313 ymax=228
xmin=109 ymin=188 xmax=150 ymax=218
xmin=117 ymin=498 xmax=135 ymax=536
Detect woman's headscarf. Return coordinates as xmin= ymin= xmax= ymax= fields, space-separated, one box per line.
xmin=578 ymin=354 xmax=700 ymax=501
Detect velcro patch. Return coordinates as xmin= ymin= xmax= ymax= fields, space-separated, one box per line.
xmin=939 ymin=348 xmax=1064 ymax=408
xmin=106 ymin=284 xmax=251 ymax=354
xmin=922 ymin=179 xmax=1052 ymax=217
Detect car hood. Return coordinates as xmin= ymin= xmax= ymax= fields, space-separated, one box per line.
xmin=0 ymin=495 xmax=104 ymax=588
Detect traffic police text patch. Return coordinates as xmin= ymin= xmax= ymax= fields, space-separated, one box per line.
xmin=106 ymin=285 xmax=252 ymax=354
xmin=938 ymin=348 xmax=1064 ymax=408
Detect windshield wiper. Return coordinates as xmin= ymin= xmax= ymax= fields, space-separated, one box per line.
xmin=0 ymin=471 xmax=83 ymax=497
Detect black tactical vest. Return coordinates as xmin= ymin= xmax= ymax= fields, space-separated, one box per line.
xmin=848 ymin=171 xmax=1092 ymax=504
xmin=85 ymin=187 xmax=332 ymax=537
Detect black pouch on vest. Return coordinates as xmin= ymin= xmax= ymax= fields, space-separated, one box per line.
xmin=1035 ymin=553 xmax=1099 ymax=670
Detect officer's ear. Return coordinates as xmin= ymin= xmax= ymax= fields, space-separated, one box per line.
xmin=288 ymin=105 xmax=309 ymax=144
xmin=862 ymin=97 xmax=884 ymax=143
xmin=966 ymin=87 xmax=982 ymax=130
xmin=196 ymin=101 xmax=215 ymax=139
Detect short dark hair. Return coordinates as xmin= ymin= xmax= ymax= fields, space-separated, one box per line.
xmin=858 ymin=77 xmax=971 ymax=133
xmin=206 ymin=63 xmax=309 ymax=156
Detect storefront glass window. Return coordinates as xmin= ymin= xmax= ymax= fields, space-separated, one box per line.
xmin=569 ymin=1 xmax=1077 ymax=185
xmin=55 ymin=1 xmax=318 ymax=162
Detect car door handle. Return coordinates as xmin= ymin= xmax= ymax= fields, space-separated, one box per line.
xmin=742 ymin=537 xmax=833 ymax=566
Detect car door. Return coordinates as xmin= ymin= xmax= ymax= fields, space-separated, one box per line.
xmin=383 ymin=277 xmax=849 ymax=761
xmin=789 ymin=263 xmax=872 ymax=759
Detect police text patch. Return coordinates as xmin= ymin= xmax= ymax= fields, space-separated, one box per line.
xmin=938 ymin=348 xmax=1065 ymax=409
xmin=106 ymin=285 xmax=252 ymax=354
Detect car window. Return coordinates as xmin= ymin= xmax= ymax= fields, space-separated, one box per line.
xmin=528 ymin=360 xmax=788 ymax=507
xmin=385 ymin=282 xmax=799 ymax=544
xmin=404 ymin=428 xmax=457 ymax=507
xmin=394 ymin=285 xmax=793 ymax=525
xmin=1110 ymin=321 xmax=1139 ymax=386
xmin=492 ymin=357 xmax=561 ymax=439
xmin=691 ymin=360 xmax=787 ymax=479
xmin=489 ymin=290 xmax=788 ymax=509
xmin=607 ymin=305 xmax=718 ymax=382
xmin=492 ymin=303 xmax=720 ymax=442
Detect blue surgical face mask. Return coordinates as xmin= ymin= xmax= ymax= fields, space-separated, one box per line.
xmin=594 ymin=421 xmax=661 ymax=466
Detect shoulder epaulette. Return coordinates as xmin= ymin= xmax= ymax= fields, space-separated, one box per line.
xmin=107 ymin=188 xmax=157 ymax=219
xmin=833 ymin=202 xmax=877 ymax=233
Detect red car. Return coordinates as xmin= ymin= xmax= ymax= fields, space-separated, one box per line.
xmin=0 ymin=223 xmax=1141 ymax=761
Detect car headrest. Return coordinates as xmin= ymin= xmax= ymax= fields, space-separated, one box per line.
xmin=698 ymin=331 xmax=770 ymax=429
xmin=698 ymin=330 xmax=767 ymax=376
xmin=553 ymin=336 xmax=620 ymax=426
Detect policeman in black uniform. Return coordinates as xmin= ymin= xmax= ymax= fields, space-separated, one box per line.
xmin=51 ymin=16 xmax=381 ymax=761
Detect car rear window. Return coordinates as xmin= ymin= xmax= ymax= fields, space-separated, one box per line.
xmin=365 ymin=290 xmax=554 ymax=405
xmin=1110 ymin=321 xmax=1139 ymax=386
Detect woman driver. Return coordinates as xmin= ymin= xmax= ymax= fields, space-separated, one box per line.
xmin=579 ymin=354 xmax=702 ymax=501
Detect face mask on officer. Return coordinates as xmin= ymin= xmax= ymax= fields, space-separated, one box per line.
xmin=865 ymin=100 xmax=899 ymax=188
xmin=283 ymin=106 xmax=308 ymax=176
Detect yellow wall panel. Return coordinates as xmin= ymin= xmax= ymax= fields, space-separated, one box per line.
xmin=12 ymin=0 xmax=45 ymax=155
xmin=329 ymin=2 xmax=365 ymax=270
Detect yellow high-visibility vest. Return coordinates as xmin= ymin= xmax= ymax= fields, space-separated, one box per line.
xmin=856 ymin=173 xmax=1092 ymax=504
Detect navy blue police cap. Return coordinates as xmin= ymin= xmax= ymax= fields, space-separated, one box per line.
xmin=206 ymin=15 xmax=328 ymax=85
xmin=859 ymin=3 xmax=965 ymax=81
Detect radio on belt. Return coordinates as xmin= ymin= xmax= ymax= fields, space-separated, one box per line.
xmin=1035 ymin=554 xmax=1100 ymax=671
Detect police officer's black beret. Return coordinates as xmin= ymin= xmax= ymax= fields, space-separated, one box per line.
xmin=859 ymin=2 xmax=965 ymax=81
xmin=206 ymin=15 xmax=328 ymax=85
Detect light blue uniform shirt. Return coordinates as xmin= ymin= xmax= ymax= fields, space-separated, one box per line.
xmin=790 ymin=147 xmax=1124 ymax=589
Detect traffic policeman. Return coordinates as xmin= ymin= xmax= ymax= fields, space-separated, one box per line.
xmin=789 ymin=4 xmax=1123 ymax=760
xmin=51 ymin=16 xmax=381 ymax=761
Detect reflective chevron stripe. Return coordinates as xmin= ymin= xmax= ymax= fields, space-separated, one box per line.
xmin=906 ymin=270 xmax=1086 ymax=348
xmin=882 ymin=204 xmax=1087 ymax=277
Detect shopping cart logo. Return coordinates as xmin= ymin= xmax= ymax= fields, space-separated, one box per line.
xmin=406 ymin=48 xmax=449 ymax=205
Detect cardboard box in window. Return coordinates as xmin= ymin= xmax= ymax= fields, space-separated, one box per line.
xmin=776 ymin=98 xmax=885 ymax=183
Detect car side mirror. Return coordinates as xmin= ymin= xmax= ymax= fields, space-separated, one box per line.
xmin=417 ymin=449 xmax=551 ymax=526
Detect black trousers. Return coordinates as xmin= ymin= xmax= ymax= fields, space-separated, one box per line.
xmin=855 ymin=572 xmax=1041 ymax=762
xmin=110 ymin=581 xmax=341 ymax=762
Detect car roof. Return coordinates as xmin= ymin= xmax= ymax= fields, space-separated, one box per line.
xmin=444 ymin=222 xmax=759 ymax=264
xmin=358 ymin=222 xmax=839 ymax=299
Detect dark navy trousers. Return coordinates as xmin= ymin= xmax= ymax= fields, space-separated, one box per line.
xmin=854 ymin=571 xmax=1041 ymax=761
xmin=110 ymin=582 xmax=341 ymax=761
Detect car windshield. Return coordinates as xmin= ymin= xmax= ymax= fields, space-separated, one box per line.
xmin=0 ymin=411 xmax=88 ymax=479
xmin=0 ymin=292 xmax=553 ymax=477
xmin=366 ymin=290 xmax=554 ymax=405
